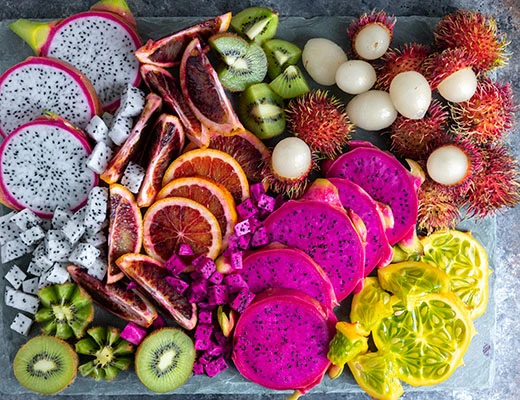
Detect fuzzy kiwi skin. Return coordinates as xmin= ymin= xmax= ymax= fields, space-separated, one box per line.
xmin=13 ymin=335 xmax=78 ymax=395
xmin=231 ymin=7 xmax=279 ymax=45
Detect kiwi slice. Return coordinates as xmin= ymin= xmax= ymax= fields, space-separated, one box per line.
xmin=76 ymin=326 xmax=134 ymax=381
xmin=14 ymin=335 xmax=78 ymax=395
xmin=269 ymin=65 xmax=310 ymax=99
xmin=238 ymin=82 xmax=286 ymax=139
xmin=231 ymin=7 xmax=279 ymax=45
xmin=135 ymin=327 xmax=195 ymax=393
xmin=210 ymin=33 xmax=268 ymax=92
xmin=262 ymin=38 xmax=302 ymax=79
xmin=35 ymin=282 xmax=94 ymax=340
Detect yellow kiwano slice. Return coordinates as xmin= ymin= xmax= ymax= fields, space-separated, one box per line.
xmin=378 ymin=261 xmax=451 ymax=301
xmin=348 ymin=351 xmax=404 ymax=400
xmin=327 ymin=321 xmax=368 ymax=376
xmin=372 ymin=292 xmax=475 ymax=387
xmin=420 ymin=229 xmax=491 ymax=319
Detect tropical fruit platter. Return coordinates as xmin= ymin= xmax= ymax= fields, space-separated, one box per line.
xmin=0 ymin=1 xmax=516 ymax=398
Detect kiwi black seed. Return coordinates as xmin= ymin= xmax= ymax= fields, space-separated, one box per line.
xmin=14 ymin=335 xmax=78 ymax=395
xmin=231 ymin=6 xmax=279 ymax=45
xmin=135 ymin=327 xmax=195 ymax=393
xmin=269 ymin=65 xmax=310 ymax=99
xmin=262 ymin=38 xmax=302 ymax=79
xmin=238 ymin=82 xmax=286 ymax=139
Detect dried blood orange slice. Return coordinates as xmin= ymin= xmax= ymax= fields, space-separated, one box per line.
xmin=162 ymin=148 xmax=249 ymax=203
xmin=134 ymin=13 xmax=232 ymax=68
xmin=180 ymin=37 xmax=244 ymax=136
xmin=157 ymin=176 xmax=237 ymax=249
xmin=143 ymin=197 xmax=222 ymax=263
xmin=107 ymin=184 xmax=143 ymax=284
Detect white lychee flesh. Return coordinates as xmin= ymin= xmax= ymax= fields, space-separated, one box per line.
xmin=354 ymin=24 xmax=391 ymax=60
xmin=335 ymin=60 xmax=377 ymax=94
xmin=302 ymin=38 xmax=348 ymax=86
xmin=437 ymin=67 xmax=478 ymax=103
xmin=389 ymin=71 xmax=432 ymax=119
xmin=346 ymin=90 xmax=397 ymax=131
xmin=271 ymin=137 xmax=312 ymax=179
xmin=427 ymin=145 xmax=470 ymax=185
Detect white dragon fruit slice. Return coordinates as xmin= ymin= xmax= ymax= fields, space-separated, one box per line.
xmin=87 ymin=141 xmax=114 ymax=174
xmin=0 ymin=57 xmax=101 ymax=137
xmin=1 ymin=236 xmax=34 ymax=263
xmin=52 ymin=206 xmax=73 ymax=230
xmin=10 ymin=208 xmax=42 ymax=231
xmin=5 ymin=286 xmax=40 ymax=314
xmin=109 ymin=113 xmax=134 ymax=146
xmin=0 ymin=116 xmax=98 ymax=218
xmin=22 ymin=277 xmax=40 ymax=295
xmin=86 ymin=115 xmax=110 ymax=143
xmin=83 ymin=187 xmax=108 ymax=233
xmin=68 ymin=242 xmax=101 ymax=269
xmin=118 ymin=84 xmax=146 ymax=117
xmin=10 ymin=312 xmax=34 ymax=336
xmin=46 ymin=263 xmax=70 ymax=284
xmin=19 ymin=225 xmax=46 ymax=246
xmin=121 ymin=161 xmax=145 ymax=194
xmin=4 ymin=264 xmax=27 ymax=289
xmin=0 ymin=211 xmax=22 ymax=245
xmin=45 ymin=229 xmax=73 ymax=262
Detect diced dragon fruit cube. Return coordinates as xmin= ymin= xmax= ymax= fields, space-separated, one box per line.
xmin=86 ymin=141 xmax=114 ymax=174
xmin=248 ymin=216 xmax=261 ymax=232
xmin=178 ymin=243 xmax=194 ymax=256
xmin=230 ymin=288 xmax=255 ymax=313
xmin=22 ymin=277 xmax=39 ymax=295
xmin=223 ymin=274 xmax=248 ymax=293
xmin=118 ymin=84 xmax=146 ymax=118
xmin=19 ymin=225 xmax=45 ymax=246
xmin=207 ymin=285 xmax=229 ymax=306
xmin=69 ymin=243 xmax=101 ymax=269
xmin=83 ymin=187 xmax=108 ymax=233
xmin=46 ymin=263 xmax=70 ymax=284
xmin=10 ymin=209 xmax=42 ymax=231
xmin=206 ymin=341 xmax=224 ymax=357
xmin=198 ymin=350 xmax=214 ymax=364
xmin=195 ymin=338 xmax=210 ymax=351
xmin=193 ymin=360 xmax=205 ymax=375
xmin=26 ymin=261 xmax=43 ymax=277
xmin=194 ymin=323 xmax=213 ymax=350
xmin=230 ymin=251 xmax=243 ymax=270
xmin=83 ymin=230 xmax=107 ymax=247
xmin=251 ymin=226 xmax=269 ymax=247
xmin=86 ymin=115 xmax=110 ymax=143
xmin=237 ymin=234 xmax=251 ymax=250
xmin=249 ymin=182 xmax=266 ymax=204
xmin=213 ymin=330 xmax=230 ymax=347
xmin=121 ymin=161 xmax=145 ymax=194
xmin=194 ymin=256 xmax=216 ymax=279
xmin=165 ymin=276 xmax=190 ymax=294
xmin=187 ymin=280 xmax=208 ymax=303
xmin=10 ymin=312 xmax=33 ymax=336
xmin=61 ymin=219 xmax=86 ymax=245
xmin=38 ymin=268 xmax=53 ymax=289
xmin=120 ymin=322 xmax=148 ymax=346
xmin=45 ymin=230 xmax=72 ymax=262
xmin=1 ymin=237 xmax=34 ymax=263
xmin=71 ymin=207 xmax=86 ymax=224
xmin=0 ymin=212 xmax=22 ymax=245
xmin=257 ymin=193 xmax=276 ymax=212
xmin=205 ymin=357 xmax=228 ymax=377
xmin=51 ymin=206 xmax=73 ymax=230
xmin=163 ymin=253 xmax=187 ymax=275
xmin=5 ymin=286 xmax=40 ymax=314
xmin=4 ymin=264 xmax=27 ymax=289
xmin=208 ymin=271 xmax=223 ymax=285
xmin=109 ymin=113 xmax=133 ymax=146
xmin=236 ymin=198 xmax=258 ymax=220
xmin=199 ymin=309 xmax=213 ymax=324
xmin=234 ymin=219 xmax=251 ymax=237
xmin=88 ymin=257 xmax=108 ymax=281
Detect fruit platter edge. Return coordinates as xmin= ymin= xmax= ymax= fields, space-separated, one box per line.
xmin=0 ymin=15 xmax=498 ymax=395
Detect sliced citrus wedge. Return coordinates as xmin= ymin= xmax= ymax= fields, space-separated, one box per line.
xmin=107 ymin=184 xmax=143 ymax=284
xmin=143 ymin=197 xmax=222 ymax=263
xmin=157 ymin=176 xmax=237 ymax=249
xmin=420 ymin=229 xmax=491 ymax=319
xmin=162 ymin=148 xmax=250 ymax=203
xmin=373 ymin=292 xmax=475 ymax=387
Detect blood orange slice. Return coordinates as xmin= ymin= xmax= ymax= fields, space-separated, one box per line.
xmin=107 ymin=184 xmax=143 ymax=284
xmin=157 ymin=176 xmax=237 ymax=248
xmin=143 ymin=197 xmax=222 ymax=263
xmin=162 ymin=148 xmax=250 ymax=203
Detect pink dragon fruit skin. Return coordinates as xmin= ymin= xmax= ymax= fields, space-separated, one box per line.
xmin=241 ymin=245 xmax=338 ymax=309
xmin=325 ymin=141 xmax=419 ymax=245
xmin=263 ymin=200 xmax=365 ymax=302
xmin=232 ymin=288 xmax=336 ymax=393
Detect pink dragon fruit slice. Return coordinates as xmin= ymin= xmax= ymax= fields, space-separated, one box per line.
xmin=263 ymin=200 xmax=365 ymax=302
xmin=10 ymin=3 xmax=142 ymax=111
xmin=232 ymin=288 xmax=337 ymax=393
xmin=241 ymin=245 xmax=338 ymax=309
xmin=325 ymin=141 xmax=419 ymax=245
xmin=0 ymin=116 xmax=98 ymax=218
xmin=0 ymin=57 xmax=102 ymax=137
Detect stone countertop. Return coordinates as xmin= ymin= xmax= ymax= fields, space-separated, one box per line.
xmin=1 ymin=1 xmax=519 ymax=400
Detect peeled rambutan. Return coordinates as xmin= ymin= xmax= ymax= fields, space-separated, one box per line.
xmin=347 ymin=10 xmax=396 ymax=60
xmin=389 ymin=99 xmax=448 ymax=160
xmin=465 ymin=143 xmax=520 ymax=218
xmin=285 ymin=90 xmax=354 ymax=160
xmin=450 ymin=76 xmax=516 ymax=145
xmin=375 ymin=43 xmax=430 ymax=91
xmin=433 ymin=9 xmax=510 ymax=72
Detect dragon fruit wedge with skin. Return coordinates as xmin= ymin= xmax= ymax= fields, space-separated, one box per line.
xmin=0 ymin=116 xmax=98 ymax=218
xmin=263 ymin=200 xmax=365 ymax=302
xmin=232 ymin=288 xmax=337 ymax=394
xmin=9 ymin=0 xmax=142 ymax=111
xmin=0 ymin=56 xmax=102 ymax=138
xmin=326 ymin=141 xmax=422 ymax=245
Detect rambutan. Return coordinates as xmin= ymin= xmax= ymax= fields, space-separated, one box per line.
xmin=434 ymin=9 xmax=511 ymax=72
xmin=389 ymin=99 xmax=448 ymax=160
xmin=347 ymin=10 xmax=396 ymax=60
xmin=465 ymin=143 xmax=520 ymax=218
xmin=450 ymin=76 xmax=516 ymax=145
xmin=375 ymin=43 xmax=430 ymax=91
xmin=285 ymin=90 xmax=354 ymax=159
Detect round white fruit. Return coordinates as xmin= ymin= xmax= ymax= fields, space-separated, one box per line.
xmin=427 ymin=145 xmax=470 ymax=185
xmin=302 ymin=38 xmax=348 ymax=86
xmin=346 ymin=90 xmax=397 ymax=131
xmin=437 ymin=67 xmax=477 ymax=103
xmin=354 ymin=24 xmax=391 ymax=60
xmin=271 ymin=137 xmax=312 ymax=179
xmin=389 ymin=71 xmax=432 ymax=119
xmin=335 ymin=60 xmax=377 ymax=94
